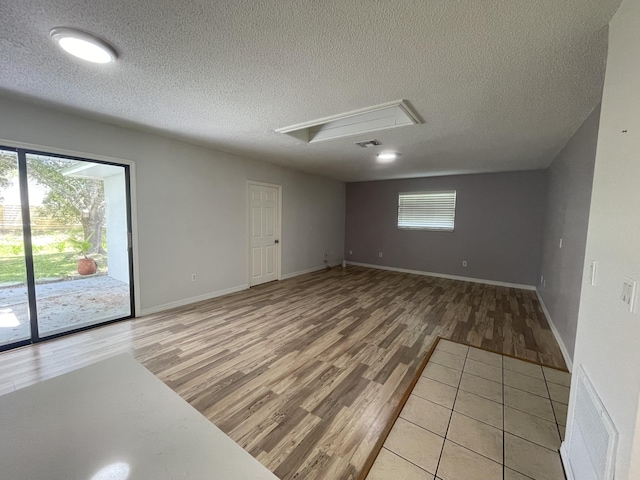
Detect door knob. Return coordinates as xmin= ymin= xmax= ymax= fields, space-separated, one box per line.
xmin=275 ymin=240 xmax=280 ymax=244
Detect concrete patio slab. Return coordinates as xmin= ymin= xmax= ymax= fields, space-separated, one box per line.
xmin=0 ymin=276 xmax=131 ymax=347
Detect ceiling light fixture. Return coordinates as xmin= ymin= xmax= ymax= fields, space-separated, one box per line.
xmin=50 ymin=27 xmax=117 ymax=64
xmin=377 ymin=152 xmax=398 ymax=163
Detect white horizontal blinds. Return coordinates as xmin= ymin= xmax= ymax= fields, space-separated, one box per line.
xmin=398 ymin=191 xmax=456 ymax=231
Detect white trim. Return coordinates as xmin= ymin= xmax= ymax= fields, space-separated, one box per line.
xmin=139 ymin=284 xmax=248 ymax=316
xmin=280 ymin=263 xmax=341 ymax=280
xmin=0 ymin=139 xmax=137 ymax=167
xmin=346 ymin=261 xmax=536 ymax=290
xmin=560 ymin=442 xmax=574 ymax=480
xmin=247 ymin=181 xmax=282 ymax=286
xmin=128 ymin=163 xmax=141 ymax=317
xmin=274 ymin=99 xmax=421 ymax=134
xmin=0 ymin=138 xmax=142 ymax=317
xmin=535 ymin=289 xmax=573 ymax=372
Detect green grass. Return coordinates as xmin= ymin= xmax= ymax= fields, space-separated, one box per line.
xmin=0 ymin=231 xmax=109 ymax=283
xmin=0 ymin=252 xmax=107 ymax=283
xmin=0 ymin=253 xmax=75 ymax=283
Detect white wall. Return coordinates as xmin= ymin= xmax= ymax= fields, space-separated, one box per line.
xmin=103 ymin=171 xmax=129 ymax=284
xmin=567 ymin=1 xmax=640 ymax=478
xmin=0 ymin=96 xmax=345 ymax=314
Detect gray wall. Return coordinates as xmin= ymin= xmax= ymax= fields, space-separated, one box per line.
xmin=538 ymin=105 xmax=600 ymax=360
xmin=0 ymin=95 xmax=345 ymax=314
xmin=345 ymin=171 xmax=546 ymax=286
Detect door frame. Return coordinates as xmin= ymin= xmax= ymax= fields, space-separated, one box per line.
xmin=246 ymin=180 xmax=282 ymax=286
xmin=0 ymin=140 xmax=139 ymax=351
xmin=0 ymin=138 xmax=141 ymax=316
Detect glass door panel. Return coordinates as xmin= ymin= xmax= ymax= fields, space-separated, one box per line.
xmin=25 ymin=153 xmax=132 ymax=337
xmin=0 ymin=150 xmax=30 ymax=349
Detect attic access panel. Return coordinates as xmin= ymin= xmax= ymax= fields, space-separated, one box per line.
xmin=275 ymin=100 xmax=421 ymax=143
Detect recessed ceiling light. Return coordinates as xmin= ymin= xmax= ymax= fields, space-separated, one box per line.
xmin=50 ymin=28 xmax=117 ymax=64
xmin=377 ymin=152 xmax=398 ymax=163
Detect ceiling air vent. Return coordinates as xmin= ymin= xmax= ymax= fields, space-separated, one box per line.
xmin=275 ymin=100 xmax=421 ymax=144
xmin=355 ymin=139 xmax=382 ymax=148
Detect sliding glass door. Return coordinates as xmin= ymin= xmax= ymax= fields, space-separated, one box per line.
xmin=0 ymin=147 xmax=134 ymax=350
xmin=0 ymin=150 xmax=30 ymax=349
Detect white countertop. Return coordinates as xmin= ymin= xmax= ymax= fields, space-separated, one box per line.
xmin=0 ymin=353 xmax=279 ymax=480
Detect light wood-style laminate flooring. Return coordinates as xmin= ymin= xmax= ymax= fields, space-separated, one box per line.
xmin=0 ymin=266 xmax=566 ymax=479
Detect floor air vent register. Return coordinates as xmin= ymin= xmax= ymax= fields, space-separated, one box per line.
xmin=561 ymin=365 xmax=618 ymax=480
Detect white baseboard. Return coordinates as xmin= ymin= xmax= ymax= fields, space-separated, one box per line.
xmin=138 ymin=284 xmax=248 ymax=316
xmin=280 ymin=263 xmax=341 ymax=280
xmin=535 ymin=288 xmax=573 ymax=372
xmin=346 ymin=261 xmax=536 ymax=291
xmin=139 ymin=263 xmax=343 ymax=316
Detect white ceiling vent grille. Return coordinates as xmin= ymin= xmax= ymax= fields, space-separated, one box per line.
xmin=275 ymin=100 xmax=421 ymax=143
xmin=561 ymin=365 xmax=618 ymax=480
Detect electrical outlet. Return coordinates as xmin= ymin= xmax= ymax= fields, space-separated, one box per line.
xmin=191 ymin=273 xmax=196 ymax=282
xmin=462 ymin=260 xmax=467 ymax=267
xmin=540 ymin=275 xmax=544 ymax=285
xmin=349 ymin=250 xmax=353 ymax=255
xmin=621 ymin=277 xmax=637 ymax=312
xmin=378 ymin=252 xmax=383 ymax=258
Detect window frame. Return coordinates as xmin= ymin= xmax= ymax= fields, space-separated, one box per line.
xmin=397 ymin=190 xmax=457 ymax=232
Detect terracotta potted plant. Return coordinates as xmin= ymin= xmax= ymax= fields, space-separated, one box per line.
xmin=68 ymin=233 xmax=98 ymax=276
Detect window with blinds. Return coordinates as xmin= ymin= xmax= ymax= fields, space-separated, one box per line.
xmin=397 ymin=191 xmax=457 ymax=231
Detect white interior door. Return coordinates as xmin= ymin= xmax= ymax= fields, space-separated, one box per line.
xmin=249 ymin=183 xmax=280 ymax=286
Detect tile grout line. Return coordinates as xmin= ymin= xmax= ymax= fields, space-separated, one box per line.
xmin=503 ymin=354 xmax=569 ymax=479
xmin=502 ymin=403 xmax=559 ymax=427
xmin=502 ymin=354 xmax=506 ymax=480
xmin=438 ymin=340 xmax=569 ymax=478
xmin=387 ymin=344 xmax=466 ymax=478
xmin=542 ymin=367 xmax=565 ymax=447
xmin=397 ymin=415 xmax=448 ymax=439
xmin=502 ymin=375 xmax=557 ymax=400
xmin=441 ymin=436 xmax=505 ymax=466
xmin=433 ymin=345 xmax=469 ymax=479
xmin=436 ymin=376 xmax=560 ymax=427
xmin=454 ymin=372 xmax=566 ymax=464
xmin=459 ymin=370 xmax=502 ymax=386
xmin=444 ymin=403 xmax=501 ymax=430
xmin=505 ymin=430 xmax=568 ymax=454
xmin=379 ymin=447 xmax=436 ymax=477
xmin=435 ymin=349 xmax=507 ymax=470
xmin=438 ymin=336 xmax=568 ymax=372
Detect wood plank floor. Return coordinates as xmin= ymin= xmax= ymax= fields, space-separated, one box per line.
xmin=0 ymin=266 xmax=566 ymax=479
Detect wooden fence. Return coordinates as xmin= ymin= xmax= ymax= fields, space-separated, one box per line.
xmin=0 ymin=204 xmax=78 ymax=231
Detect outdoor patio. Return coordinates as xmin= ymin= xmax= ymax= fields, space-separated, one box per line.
xmin=0 ymin=275 xmax=131 ymax=346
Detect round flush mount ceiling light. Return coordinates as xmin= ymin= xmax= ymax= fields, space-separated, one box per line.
xmin=50 ymin=28 xmax=117 ymax=64
xmin=376 ymin=152 xmax=398 ymax=163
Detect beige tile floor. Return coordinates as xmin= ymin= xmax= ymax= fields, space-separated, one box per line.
xmin=366 ymin=339 xmax=571 ymax=480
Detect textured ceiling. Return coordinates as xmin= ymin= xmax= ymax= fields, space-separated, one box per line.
xmin=0 ymin=0 xmax=621 ymax=182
